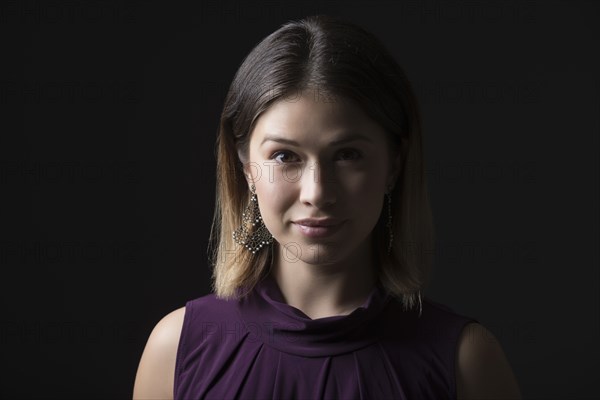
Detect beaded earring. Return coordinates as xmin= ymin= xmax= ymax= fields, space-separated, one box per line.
xmin=232 ymin=184 xmax=273 ymax=254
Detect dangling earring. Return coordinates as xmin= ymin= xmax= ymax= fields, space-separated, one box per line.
xmin=418 ymin=291 xmax=423 ymax=318
xmin=233 ymin=184 xmax=273 ymax=254
xmin=386 ymin=187 xmax=394 ymax=256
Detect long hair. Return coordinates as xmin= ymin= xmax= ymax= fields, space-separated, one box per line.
xmin=208 ymin=15 xmax=434 ymax=312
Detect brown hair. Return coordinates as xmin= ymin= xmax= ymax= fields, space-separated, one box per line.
xmin=208 ymin=15 xmax=433 ymax=311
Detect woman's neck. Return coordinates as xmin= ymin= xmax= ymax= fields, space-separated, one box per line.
xmin=270 ymin=244 xmax=377 ymax=320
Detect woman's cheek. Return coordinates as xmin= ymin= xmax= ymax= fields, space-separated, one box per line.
xmin=339 ymin=170 xmax=374 ymax=193
xmin=259 ymin=177 xmax=294 ymax=210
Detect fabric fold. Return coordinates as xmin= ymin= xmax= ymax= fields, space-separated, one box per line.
xmin=235 ymin=273 xmax=393 ymax=357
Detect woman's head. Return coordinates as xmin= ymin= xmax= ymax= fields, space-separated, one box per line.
xmin=210 ymin=15 xmax=433 ymax=311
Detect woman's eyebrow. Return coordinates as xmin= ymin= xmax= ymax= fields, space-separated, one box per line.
xmin=260 ymin=133 xmax=373 ymax=147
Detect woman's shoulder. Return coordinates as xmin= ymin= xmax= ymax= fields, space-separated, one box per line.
xmin=183 ymin=291 xmax=245 ymax=322
xmin=152 ymin=306 xmax=187 ymax=342
xmin=132 ymin=307 xmax=186 ymax=400
xmin=422 ymin=299 xmax=523 ymax=398
xmin=143 ymin=291 xmax=232 ymax=356
xmin=143 ymin=306 xmax=187 ymax=355
xmin=455 ymin=321 xmax=523 ymax=398
xmin=413 ymin=299 xmax=522 ymax=397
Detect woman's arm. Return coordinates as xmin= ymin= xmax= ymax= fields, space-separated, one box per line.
xmin=132 ymin=307 xmax=186 ymax=400
xmin=456 ymin=322 xmax=523 ymax=400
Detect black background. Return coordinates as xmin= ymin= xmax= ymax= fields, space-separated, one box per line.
xmin=2 ymin=0 xmax=598 ymax=398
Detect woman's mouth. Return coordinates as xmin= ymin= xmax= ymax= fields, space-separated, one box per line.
xmin=292 ymin=220 xmax=346 ymax=238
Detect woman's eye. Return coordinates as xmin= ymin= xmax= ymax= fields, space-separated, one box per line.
xmin=337 ymin=148 xmax=362 ymax=161
xmin=271 ymin=151 xmax=299 ymax=164
xmin=270 ymin=149 xmax=361 ymax=164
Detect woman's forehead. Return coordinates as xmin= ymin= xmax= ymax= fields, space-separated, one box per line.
xmin=250 ymin=91 xmax=383 ymax=143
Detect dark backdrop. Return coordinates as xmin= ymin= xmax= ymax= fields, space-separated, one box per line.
xmin=2 ymin=0 xmax=598 ymax=398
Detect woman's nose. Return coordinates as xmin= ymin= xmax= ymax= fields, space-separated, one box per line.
xmin=299 ymin=161 xmax=337 ymax=208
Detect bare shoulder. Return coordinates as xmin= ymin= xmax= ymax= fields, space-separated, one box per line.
xmin=133 ymin=307 xmax=186 ymax=400
xmin=456 ymin=322 xmax=522 ymax=400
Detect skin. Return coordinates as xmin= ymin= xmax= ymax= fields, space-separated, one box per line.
xmin=132 ymin=307 xmax=184 ymax=400
xmin=132 ymin=88 xmax=522 ymax=399
xmin=456 ymin=322 xmax=523 ymax=399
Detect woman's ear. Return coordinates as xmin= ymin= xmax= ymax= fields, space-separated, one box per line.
xmin=237 ymin=149 xmax=252 ymax=187
xmin=239 ymin=162 xmax=253 ymax=190
xmin=237 ymin=148 xmax=247 ymax=166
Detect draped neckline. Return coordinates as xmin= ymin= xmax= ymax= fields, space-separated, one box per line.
xmin=235 ymin=272 xmax=393 ymax=357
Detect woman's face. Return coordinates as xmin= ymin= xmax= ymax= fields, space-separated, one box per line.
xmin=243 ymin=89 xmax=401 ymax=266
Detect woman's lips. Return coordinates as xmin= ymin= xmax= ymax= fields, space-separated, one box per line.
xmin=292 ymin=221 xmax=346 ymax=238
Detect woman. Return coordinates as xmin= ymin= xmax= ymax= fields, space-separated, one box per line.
xmin=133 ymin=15 xmax=522 ymax=399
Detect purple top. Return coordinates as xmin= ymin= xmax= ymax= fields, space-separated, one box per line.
xmin=175 ymin=273 xmax=478 ymax=399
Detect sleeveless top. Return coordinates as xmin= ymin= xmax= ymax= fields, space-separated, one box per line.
xmin=174 ymin=273 xmax=479 ymax=400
